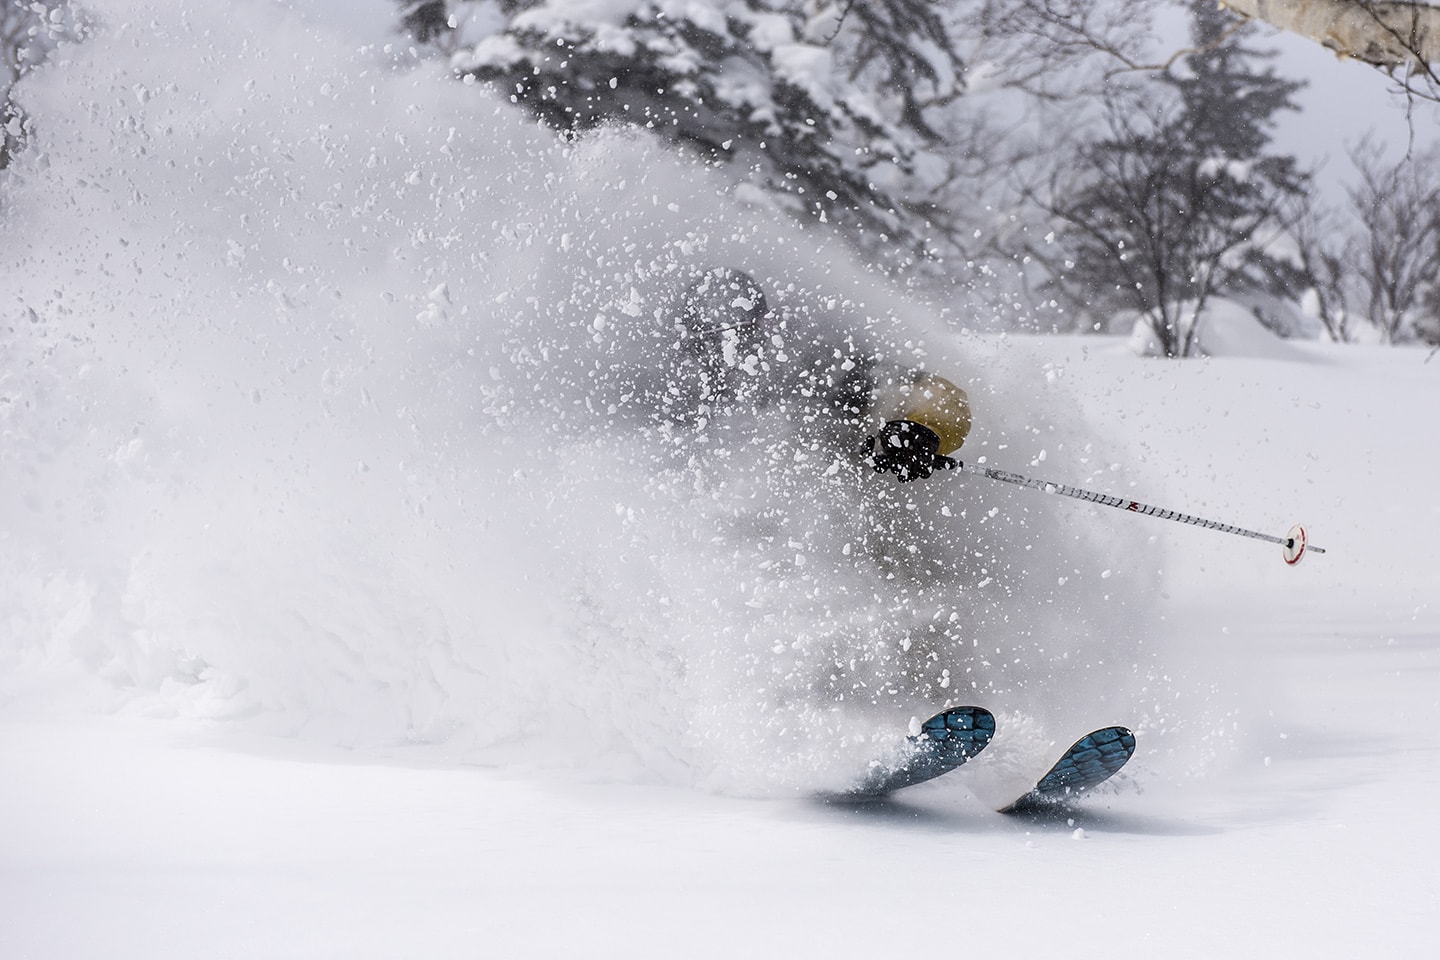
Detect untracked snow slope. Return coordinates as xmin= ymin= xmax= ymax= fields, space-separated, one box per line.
xmin=2 ymin=1 xmax=1438 ymax=957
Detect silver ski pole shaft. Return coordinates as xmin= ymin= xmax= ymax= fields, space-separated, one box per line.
xmin=950 ymin=460 xmax=1325 ymax=564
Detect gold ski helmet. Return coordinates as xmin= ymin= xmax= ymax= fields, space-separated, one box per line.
xmin=872 ymin=372 xmax=973 ymax=456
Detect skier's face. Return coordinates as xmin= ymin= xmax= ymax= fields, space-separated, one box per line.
xmin=713 ymin=325 xmax=758 ymax=371
xmin=681 ymin=272 xmax=767 ymax=357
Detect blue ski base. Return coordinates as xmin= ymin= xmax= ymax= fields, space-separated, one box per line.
xmin=836 ymin=706 xmax=996 ymax=800
xmin=1000 ymin=726 xmax=1136 ymax=814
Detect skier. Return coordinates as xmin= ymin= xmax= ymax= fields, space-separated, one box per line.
xmin=670 ymin=267 xmax=974 ymax=483
xmin=668 ymin=269 xmax=1142 ymax=807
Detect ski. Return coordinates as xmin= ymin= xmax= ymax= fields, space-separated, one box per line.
xmin=834 ymin=705 xmax=996 ymax=800
xmin=999 ymin=725 xmax=1136 ymax=814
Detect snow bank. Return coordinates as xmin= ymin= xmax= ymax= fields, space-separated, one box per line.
xmin=1 ymin=0 xmax=1166 ymax=795
xmin=1124 ymin=298 xmax=1307 ymax=359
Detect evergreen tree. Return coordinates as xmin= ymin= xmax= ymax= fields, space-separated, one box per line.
xmin=403 ymin=1 xmax=965 ymax=261
xmin=1044 ymin=1 xmax=1308 ymax=356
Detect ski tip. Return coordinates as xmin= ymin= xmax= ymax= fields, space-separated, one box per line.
xmin=825 ymin=705 xmax=997 ymax=801
xmin=920 ymin=705 xmax=997 ymax=737
xmin=999 ymin=726 xmax=1137 ymax=815
xmin=1283 ymin=524 xmax=1307 ymax=565
xmin=917 ymin=705 xmax=997 ymax=761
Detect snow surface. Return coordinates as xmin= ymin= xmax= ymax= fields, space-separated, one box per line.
xmin=2 ymin=1 xmax=1438 ymax=957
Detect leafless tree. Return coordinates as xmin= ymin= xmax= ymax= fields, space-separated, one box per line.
xmin=1347 ymin=139 xmax=1440 ymax=342
xmin=1291 ymin=201 xmax=1358 ymax=342
xmin=1035 ymin=93 xmax=1291 ymax=356
xmin=1422 ymin=223 xmax=1440 ymax=346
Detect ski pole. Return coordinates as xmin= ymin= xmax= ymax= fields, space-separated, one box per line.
xmin=948 ymin=460 xmax=1324 ymax=565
